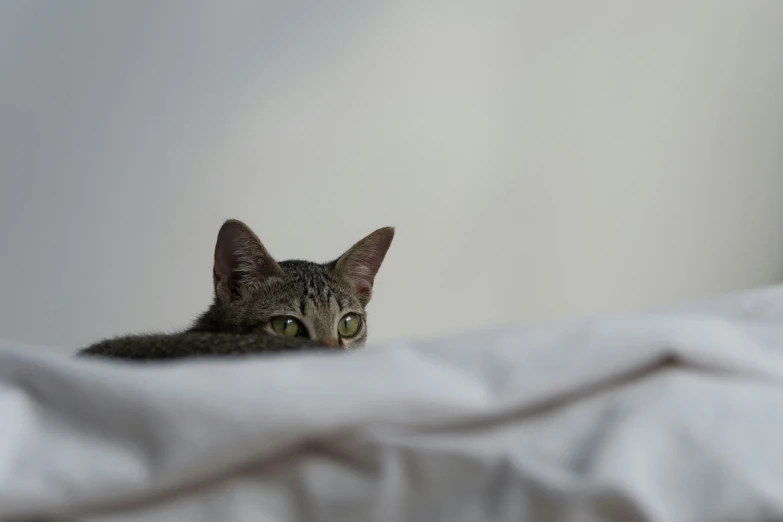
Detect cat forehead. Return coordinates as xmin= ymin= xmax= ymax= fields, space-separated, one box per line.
xmin=278 ymin=260 xmax=334 ymax=287
xmin=276 ymin=260 xmax=353 ymax=303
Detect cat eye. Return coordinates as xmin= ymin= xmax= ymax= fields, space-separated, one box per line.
xmin=337 ymin=313 xmax=362 ymax=338
xmin=271 ymin=316 xmax=305 ymax=337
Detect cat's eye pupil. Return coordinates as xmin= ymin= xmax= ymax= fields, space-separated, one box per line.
xmin=338 ymin=313 xmax=361 ymax=338
xmin=272 ymin=316 xmax=302 ymax=337
xmin=284 ymin=319 xmax=296 ymax=335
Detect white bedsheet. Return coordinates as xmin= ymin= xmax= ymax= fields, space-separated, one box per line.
xmin=2 ymin=285 xmax=783 ymax=521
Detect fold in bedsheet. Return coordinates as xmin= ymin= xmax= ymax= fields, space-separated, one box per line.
xmin=1 ymin=285 xmax=783 ymax=521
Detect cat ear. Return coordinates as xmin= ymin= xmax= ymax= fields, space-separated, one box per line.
xmin=213 ymin=219 xmax=283 ymax=304
xmin=332 ymin=227 xmax=395 ymax=305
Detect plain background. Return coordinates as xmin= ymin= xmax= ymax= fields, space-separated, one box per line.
xmin=1 ymin=1 xmax=782 ymax=351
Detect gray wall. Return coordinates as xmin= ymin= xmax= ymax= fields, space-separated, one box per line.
xmin=1 ymin=1 xmax=782 ymax=350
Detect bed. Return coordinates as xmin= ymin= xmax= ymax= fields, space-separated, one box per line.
xmin=2 ymin=284 xmax=783 ymax=521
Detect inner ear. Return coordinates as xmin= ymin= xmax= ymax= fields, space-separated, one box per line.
xmin=332 ymin=227 xmax=394 ymax=304
xmin=213 ymin=219 xmax=283 ymax=303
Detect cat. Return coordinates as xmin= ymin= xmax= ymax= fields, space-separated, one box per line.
xmin=79 ymin=219 xmax=394 ymax=361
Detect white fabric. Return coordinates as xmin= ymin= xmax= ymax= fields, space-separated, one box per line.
xmin=2 ymin=285 xmax=783 ymax=521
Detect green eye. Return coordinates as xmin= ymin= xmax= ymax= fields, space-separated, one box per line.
xmin=271 ymin=316 xmax=304 ymax=337
xmin=337 ymin=313 xmax=361 ymax=338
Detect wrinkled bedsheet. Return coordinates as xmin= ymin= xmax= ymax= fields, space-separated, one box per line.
xmin=1 ymin=285 xmax=783 ymax=521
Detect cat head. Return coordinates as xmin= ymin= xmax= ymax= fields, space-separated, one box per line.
xmin=198 ymin=219 xmax=394 ymax=349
